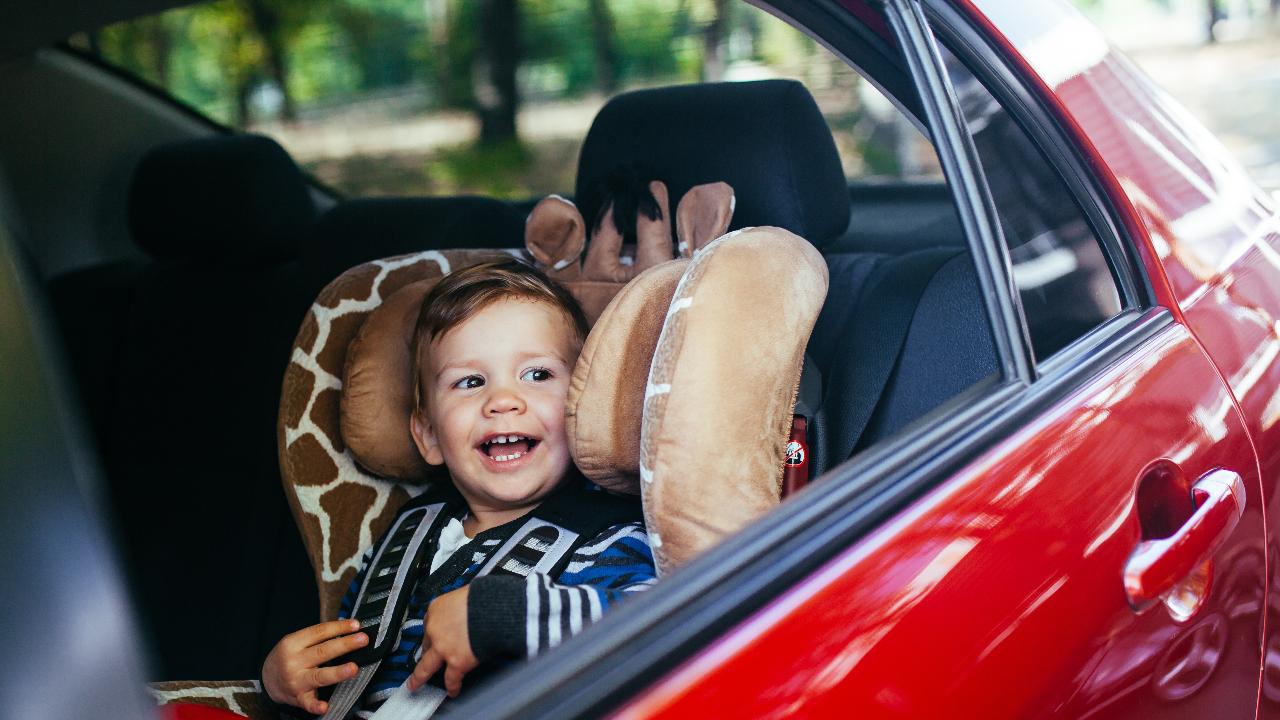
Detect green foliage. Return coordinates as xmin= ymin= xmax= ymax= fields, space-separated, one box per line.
xmin=92 ymin=0 xmax=872 ymax=198
xmin=427 ymin=139 xmax=534 ymax=197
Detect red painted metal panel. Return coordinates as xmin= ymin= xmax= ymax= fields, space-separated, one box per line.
xmin=963 ymin=0 xmax=1280 ymax=714
xmin=617 ymin=322 xmax=1262 ymax=718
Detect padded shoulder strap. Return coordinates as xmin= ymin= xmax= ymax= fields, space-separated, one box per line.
xmin=825 ymin=247 xmax=961 ymax=464
xmin=481 ymin=481 xmax=643 ymax=579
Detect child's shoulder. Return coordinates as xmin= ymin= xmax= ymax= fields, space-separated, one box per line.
xmin=541 ymin=480 xmax=644 ymax=533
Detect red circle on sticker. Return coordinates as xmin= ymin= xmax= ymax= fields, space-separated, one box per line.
xmin=785 ymin=441 xmax=805 ymax=466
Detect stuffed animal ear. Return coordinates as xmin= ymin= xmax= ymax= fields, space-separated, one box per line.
xmin=677 ymin=182 xmax=735 ymax=258
xmin=526 ymin=195 xmax=585 ymax=278
xmin=635 ymin=181 xmax=673 ymax=270
xmin=583 ymin=180 xmax=672 ymax=283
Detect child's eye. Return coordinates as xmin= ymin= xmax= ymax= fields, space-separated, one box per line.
xmin=452 ymin=375 xmax=484 ymax=390
xmin=521 ymin=367 xmax=553 ymax=382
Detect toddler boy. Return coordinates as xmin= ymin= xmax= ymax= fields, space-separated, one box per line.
xmin=263 ymin=259 xmax=655 ymax=718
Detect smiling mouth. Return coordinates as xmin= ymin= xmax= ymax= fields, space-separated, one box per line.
xmin=478 ymin=433 xmax=540 ymax=462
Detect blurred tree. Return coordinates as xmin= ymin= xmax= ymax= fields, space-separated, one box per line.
xmin=702 ymin=0 xmax=729 ymax=81
xmin=241 ymin=0 xmax=309 ymax=121
xmin=589 ymin=0 xmax=620 ymax=93
xmin=476 ymin=0 xmax=520 ymax=144
xmin=1206 ymin=0 xmax=1223 ymax=42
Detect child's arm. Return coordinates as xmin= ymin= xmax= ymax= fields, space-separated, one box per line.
xmin=408 ymin=522 xmax=655 ymax=697
xmin=470 ymin=521 xmax=656 ymax=658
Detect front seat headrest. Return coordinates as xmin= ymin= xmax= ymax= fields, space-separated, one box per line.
xmin=576 ymin=80 xmax=850 ymax=249
xmin=128 ymin=134 xmax=316 ymax=262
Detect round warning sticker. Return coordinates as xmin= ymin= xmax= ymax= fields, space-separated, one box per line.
xmin=785 ymin=441 xmax=806 ymax=466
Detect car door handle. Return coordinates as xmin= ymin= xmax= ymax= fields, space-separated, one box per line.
xmin=1123 ymin=469 xmax=1246 ymax=610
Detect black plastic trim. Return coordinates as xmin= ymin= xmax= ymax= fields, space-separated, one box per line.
xmin=884 ymin=0 xmax=1036 ymax=385
xmin=921 ymin=0 xmax=1154 ymax=314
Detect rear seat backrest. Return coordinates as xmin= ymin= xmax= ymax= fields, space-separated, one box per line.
xmin=302 ymin=196 xmax=527 ymax=291
xmin=86 ymin=135 xmax=321 ymax=680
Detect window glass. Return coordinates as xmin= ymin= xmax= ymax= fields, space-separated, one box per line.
xmin=71 ymin=0 xmax=938 ymax=198
xmin=937 ymin=43 xmax=1124 ymax=361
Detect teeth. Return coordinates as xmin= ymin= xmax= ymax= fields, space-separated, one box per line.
xmin=490 ymin=434 xmax=528 ymax=445
xmin=493 ymin=451 xmax=525 ymax=462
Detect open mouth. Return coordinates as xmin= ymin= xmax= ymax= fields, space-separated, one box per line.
xmin=478 ymin=433 xmax=540 ymax=463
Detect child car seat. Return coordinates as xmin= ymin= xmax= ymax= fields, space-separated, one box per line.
xmin=149 ymin=179 xmax=826 ymax=717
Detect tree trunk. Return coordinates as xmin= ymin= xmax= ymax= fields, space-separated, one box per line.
xmin=588 ymin=0 xmax=619 ymax=93
xmin=244 ymin=0 xmax=297 ymax=121
xmin=476 ymin=0 xmax=519 ymax=145
xmin=425 ymin=0 xmax=454 ymax=105
xmin=702 ymin=0 xmax=729 ymax=82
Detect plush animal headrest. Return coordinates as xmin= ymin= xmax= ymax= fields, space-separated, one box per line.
xmin=638 ymin=227 xmax=827 ymax=573
xmin=526 ymin=179 xmax=734 ymax=322
xmin=129 ymin=135 xmax=316 ymax=261
xmin=576 ymin=80 xmax=849 ymax=248
xmin=336 ymin=181 xmax=734 ymax=487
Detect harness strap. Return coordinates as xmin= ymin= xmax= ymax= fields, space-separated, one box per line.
xmin=321 ymin=501 xmax=447 ymax=720
xmin=479 ymin=518 xmax=581 ymax=577
xmin=322 ymin=481 xmax=638 ymax=719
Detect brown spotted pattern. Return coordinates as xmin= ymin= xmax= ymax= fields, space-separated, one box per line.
xmin=278 ymin=248 xmax=526 ymax=619
xmin=149 ymin=680 xmax=274 ymax=719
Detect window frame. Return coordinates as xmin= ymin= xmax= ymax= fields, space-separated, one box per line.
xmin=920 ymin=0 xmax=1155 ymax=376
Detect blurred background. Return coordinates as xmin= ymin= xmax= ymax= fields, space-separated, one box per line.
xmin=71 ymin=0 xmax=1280 ymax=200
xmin=1074 ymin=0 xmax=1280 ymax=196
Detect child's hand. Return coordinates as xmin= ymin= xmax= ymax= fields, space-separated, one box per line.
xmin=262 ymin=619 xmax=368 ymax=714
xmin=408 ymin=586 xmax=478 ymax=697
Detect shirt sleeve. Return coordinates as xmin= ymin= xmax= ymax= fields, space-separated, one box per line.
xmin=467 ymin=521 xmax=656 ymax=660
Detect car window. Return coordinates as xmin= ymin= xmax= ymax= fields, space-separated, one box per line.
xmin=70 ymin=0 xmax=938 ymax=198
xmin=937 ymin=42 xmax=1125 ymax=361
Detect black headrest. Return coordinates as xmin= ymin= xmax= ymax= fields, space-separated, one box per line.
xmin=576 ymin=80 xmax=849 ymax=248
xmin=128 ymin=135 xmax=316 ymax=262
xmin=304 ymin=196 xmax=527 ymax=288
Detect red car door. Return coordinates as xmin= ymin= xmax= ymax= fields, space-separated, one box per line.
xmin=613 ymin=1 xmax=1267 ymax=717
xmin=621 ymin=316 xmax=1264 ymax=718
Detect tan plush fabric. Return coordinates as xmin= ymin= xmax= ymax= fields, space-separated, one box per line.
xmin=525 ymin=182 xmax=733 ymax=322
xmin=640 ymin=227 xmax=828 ymax=575
xmin=566 ymin=260 xmax=689 ymax=494
xmin=342 ymin=278 xmax=445 ymax=481
xmin=149 ymin=680 xmax=273 ymax=720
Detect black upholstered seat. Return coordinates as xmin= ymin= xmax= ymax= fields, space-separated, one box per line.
xmin=49 ymin=134 xmax=322 ymax=680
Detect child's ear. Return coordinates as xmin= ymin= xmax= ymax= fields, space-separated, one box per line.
xmin=410 ymin=411 xmax=445 ymax=466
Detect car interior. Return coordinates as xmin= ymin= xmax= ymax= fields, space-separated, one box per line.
xmin=0 ymin=0 xmax=1127 ymax=711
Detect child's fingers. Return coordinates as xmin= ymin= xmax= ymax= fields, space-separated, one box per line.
xmin=306 ymin=661 xmax=359 ymax=690
xmin=298 ymin=690 xmax=328 ymax=716
xmin=294 ymin=619 xmax=362 ymax=649
xmin=307 ymin=630 xmax=369 ymax=665
xmin=444 ymin=665 xmax=466 ymax=698
xmin=408 ymin=647 xmax=444 ymax=692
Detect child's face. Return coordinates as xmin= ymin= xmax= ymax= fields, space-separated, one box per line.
xmin=412 ymin=298 xmax=580 ymax=516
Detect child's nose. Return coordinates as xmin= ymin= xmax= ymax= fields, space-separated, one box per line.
xmin=484 ymin=386 xmax=526 ymax=415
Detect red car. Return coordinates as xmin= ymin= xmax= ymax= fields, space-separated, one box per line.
xmin=2 ymin=0 xmax=1278 ymax=718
